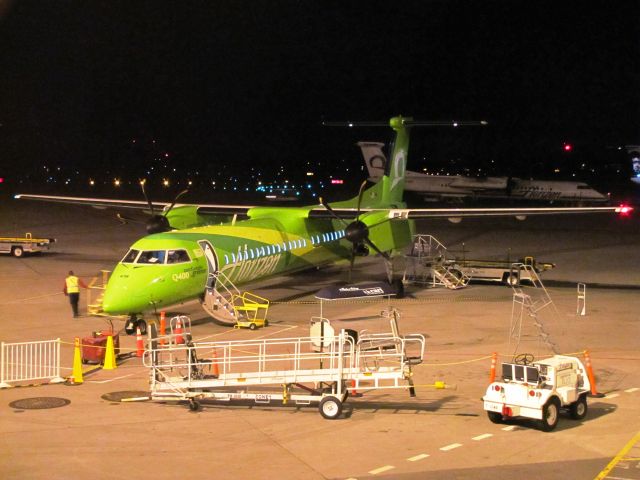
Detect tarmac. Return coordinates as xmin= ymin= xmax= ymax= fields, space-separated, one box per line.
xmin=1 ymin=197 xmax=639 ymax=479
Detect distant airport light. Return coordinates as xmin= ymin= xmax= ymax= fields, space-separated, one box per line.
xmin=331 ymin=179 xmax=344 ymax=184
xmin=563 ymin=143 xmax=573 ymax=152
xmin=163 ymin=179 xmax=170 ymax=187
xmin=306 ymin=172 xmax=314 ymax=176
xmin=89 ymin=179 xmax=95 ymax=186
xmin=114 ymin=179 xmax=121 ymax=187
xmin=617 ymin=204 xmax=633 ymax=216
xmin=0 ymin=177 xmax=4 ymax=183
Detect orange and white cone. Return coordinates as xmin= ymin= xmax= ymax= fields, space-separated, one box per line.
xmin=136 ymin=327 xmax=144 ymax=358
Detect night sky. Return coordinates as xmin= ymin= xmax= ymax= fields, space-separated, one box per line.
xmin=1 ymin=1 xmax=639 ymax=194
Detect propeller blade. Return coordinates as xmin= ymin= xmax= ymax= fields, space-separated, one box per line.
xmin=355 ymin=180 xmax=367 ymax=221
xmin=165 ymin=189 xmax=189 ymax=216
xmin=140 ymin=181 xmax=154 ymax=215
xmin=116 ymin=213 xmax=146 ymax=225
xmin=319 ymin=197 xmax=350 ymax=227
xmin=363 ymin=236 xmax=391 ymax=261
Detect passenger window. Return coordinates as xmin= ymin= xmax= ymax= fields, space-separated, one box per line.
xmin=137 ymin=250 xmax=166 ymax=264
xmin=122 ymin=249 xmax=139 ymax=263
xmin=167 ymin=249 xmax=190 ymax=264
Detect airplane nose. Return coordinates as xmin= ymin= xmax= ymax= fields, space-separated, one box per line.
xmin=102 ymin=283 xmax=132 ymax=315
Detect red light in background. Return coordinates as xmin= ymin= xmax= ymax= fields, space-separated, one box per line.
xmin=0 ymin=177 xmax=4 ymax=183
xmin=617 ymin=204 xmax=633 ymax=216
xmin=563 ymin=143 xmax=572 ymax=152
xmin=331 ymin=179 xmax=344 ymax=184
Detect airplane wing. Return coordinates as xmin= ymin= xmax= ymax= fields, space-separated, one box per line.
xmin=385 ymin=205 xmax=631 ymax=219
xmin=14 ymin=194 xmax=256 ymax=216
xmin=307 ymin=204 xmax=630 ymax=220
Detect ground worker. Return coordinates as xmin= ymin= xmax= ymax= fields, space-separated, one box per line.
xmin=63 ymin=270 xmax=87 ymax=318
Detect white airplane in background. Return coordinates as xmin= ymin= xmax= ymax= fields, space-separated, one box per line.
xmin=360 ymin=142 xmax=609 ymax=204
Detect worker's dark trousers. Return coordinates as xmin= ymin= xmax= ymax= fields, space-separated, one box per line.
xmin=69 ymin=293 xmax=79 ymax=317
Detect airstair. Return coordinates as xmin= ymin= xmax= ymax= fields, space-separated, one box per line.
xmin=403 ymin=235 xmax=470 ymax=289
xmin=143 ymin=310 xmax=425 ymax=418
xmin=200 ymin=270 xmax=270 ymax=327
xmin=508 ymin=262 xmax=558 ymax=355
xmin=87 ymin=270 xmax=111 ymax=316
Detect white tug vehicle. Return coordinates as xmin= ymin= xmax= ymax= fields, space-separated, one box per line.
xmin=482 ymin=354 xmax=591 ymax=431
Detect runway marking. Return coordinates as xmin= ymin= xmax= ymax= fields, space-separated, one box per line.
xmin=502 ymin=425 xmax=517 ymax=431
xmin=606 ymin=393 xmax=620 ymax=399
xmin=88 ymin=374 xmax=134 ymax=384
xmin=407 ymin=453 xmax=429 ymax=462
xmin=368 ymin=465 xmax=395 ymax=475
xmin=624 ymin=387 xmax=639 ymax=393
xmin=472 ymin=433 xmax=493 ymax=441
xmin=440 ymin=443 xmax=462 ymax=451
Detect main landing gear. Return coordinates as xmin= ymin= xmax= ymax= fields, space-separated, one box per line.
xmin=125 ymin=315 xmax=148 ymax=336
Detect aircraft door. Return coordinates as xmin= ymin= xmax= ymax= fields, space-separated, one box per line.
xmin=197 ymin=240 xmax=219 ymax=290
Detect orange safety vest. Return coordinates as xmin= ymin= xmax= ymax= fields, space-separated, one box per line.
xmin=66 ymin=276 xmax=80 ymax=294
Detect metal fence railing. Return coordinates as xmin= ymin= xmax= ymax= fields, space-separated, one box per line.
xmin=0 ymin=338 xmax=65 ymax=388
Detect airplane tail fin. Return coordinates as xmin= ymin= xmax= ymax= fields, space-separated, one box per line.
xmin=325 ymin=116 xmax=487 ymax=209
xmin=359 ymin=141 xmax=386 ymax=180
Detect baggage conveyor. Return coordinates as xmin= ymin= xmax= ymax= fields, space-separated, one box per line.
xmin=142 ymin=314 xmax=425 ymax=419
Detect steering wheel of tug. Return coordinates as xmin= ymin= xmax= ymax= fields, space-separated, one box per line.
xmin=513 ymin=353 xmax=535 ymax=365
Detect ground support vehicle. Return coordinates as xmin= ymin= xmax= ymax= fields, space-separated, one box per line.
xmin=403 ymin=234 xmax=554 ymax=287
xmin=143 ymin=324 xmax=425 ymax=419
xmin=0 ymin=233 xmax=56 ymax=257
xmin=482 ymin=354 xmax=591 ymax=431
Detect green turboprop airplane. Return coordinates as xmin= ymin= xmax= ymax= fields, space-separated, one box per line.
xmin=16 ymin=116 xmax=631 ymax=333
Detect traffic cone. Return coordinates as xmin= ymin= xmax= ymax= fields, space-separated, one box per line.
xmin=584 ymin=350 xmax=604 ymax=397
xmin=69 ymin=337 xmax=84 ymax=384
xmin=103 ymin=334 xmax=117 ymax=370
xmin=175 ymin=317 xmax=184 ymax=345
xmin=136 ymin=327 xmax=144 ymax=358
xmin=211 ymin=348 xmax=219 ymax=377
xmin=489 ymin=352 xmax=498 ymax=383
xmin=159 ymin=311 xmax=166 ymax=345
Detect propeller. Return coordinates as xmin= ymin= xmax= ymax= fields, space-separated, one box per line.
xmin=140 ymin=182 xmax=189 ymax=234
xmin=320 ymin=180 xmax=391 ymax=282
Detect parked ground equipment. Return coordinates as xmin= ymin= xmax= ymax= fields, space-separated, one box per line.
xmin=482 ymin=354 xmax=591 ymax=431
xmin=0 ymin=233 xmax=56 ymax=257
xmin=143 ymin=312 xmax=425 ymax=418
xmin=81 ymin=331 xmax=120 ymax=364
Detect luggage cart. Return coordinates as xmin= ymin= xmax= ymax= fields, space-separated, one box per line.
xmin=143 ymin=322 xmax=425 ymax=419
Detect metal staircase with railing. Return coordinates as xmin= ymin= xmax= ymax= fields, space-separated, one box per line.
xmin=201 ymin=270 xmax=270 ymax=327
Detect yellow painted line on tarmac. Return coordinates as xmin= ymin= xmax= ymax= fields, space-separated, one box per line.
xmin=605 ymin=393 xmax=620 ymax=399
xmin=502 ymin=425 xmax=517 ymax=431
xmin=368 ymin=465 xmax=395 ymax=475
xmin=594 ymin=431 xmax=640 ymax=480
xmin=0 ymin=292 xmax=61 ymax=304
xmin=472 ymin=433 xmax=493 ymax=441
xmin=624 ymin=387 xmax=639 ymax=393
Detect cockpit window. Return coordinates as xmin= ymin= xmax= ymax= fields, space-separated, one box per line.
xmin=136 ymin=250 xmax=166 ymax=264
xmin=167 ymin=249 xmax=190 ymax=264
xmin=122 ymin=249 xmax=140 ymax=263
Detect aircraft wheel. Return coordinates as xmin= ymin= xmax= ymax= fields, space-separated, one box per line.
xmin=319 ymin=396 xmax=343 ymax=420
xmin=569 ymin=395 xmax=588 ymax=420
xmin=487 ymin=411 xmax=503 ymax=424
xmin=12 ymin=246 xmax=24 ymax=258
xmin=539 ymin=398 xmax=560 ymax=432
xmin=249 ymin=323 xmax=256 ymax=330
xmin=264 ymin=320 xmax=269 ymax=327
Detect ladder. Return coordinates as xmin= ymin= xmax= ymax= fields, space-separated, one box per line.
xmin=200 ymin=270 xmax=270 ymax=326
xmin=87 ymin=270 xmax=111 ymax=316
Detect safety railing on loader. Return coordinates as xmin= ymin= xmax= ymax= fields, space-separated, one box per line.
xmin=142 ymin=327 xmax=425 ymax=418
xmin=87 ymin=270 xmax=111 ymax=316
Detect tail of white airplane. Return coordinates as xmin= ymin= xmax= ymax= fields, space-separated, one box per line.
xmin=359 ymin=141 xmax=386 ymax=180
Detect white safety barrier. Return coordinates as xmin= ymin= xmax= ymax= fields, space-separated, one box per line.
xmin=0 ymin=338 xmax=65 ymax=388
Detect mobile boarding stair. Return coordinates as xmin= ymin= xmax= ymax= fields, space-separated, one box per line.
xmin=143 ymin=315 xmax=425 ymax=419
xmin=201 ymin=270 xmax=270 ymax=327
xmin=403 ymin=234 xmax=470 ymax=289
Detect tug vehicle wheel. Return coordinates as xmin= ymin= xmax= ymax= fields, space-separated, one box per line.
xmin=540 ymin=397 xmax=560 ymax=432
xmin=487 ymin=411 xmax=503 ymax=424
xmin=569 ymin=395 xmax=588 ymax=420
xmin=12 ymin=246 xmax=24 ymax=257
xmin=249 ymin=323 xmax=257 ymax=330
